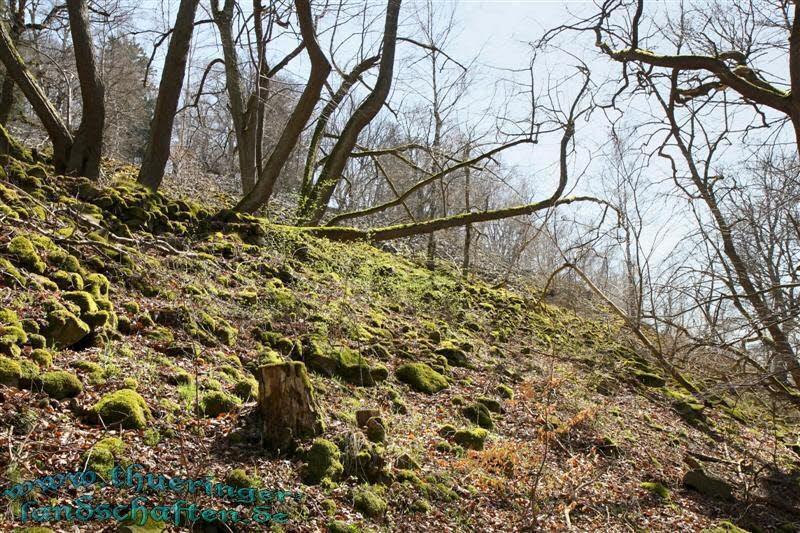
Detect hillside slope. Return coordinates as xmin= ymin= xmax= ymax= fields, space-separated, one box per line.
xmin=0 ymin=149 xmax=798 ymax=532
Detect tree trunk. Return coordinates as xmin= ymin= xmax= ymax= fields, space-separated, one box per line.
xmin=234 ymin=0 xmax=331 ymax=213
xmin=137 ymin=0 xmax=200 ymax=191
xmin=211 ymin=0 xmax=257 ymax=194
xmin=297 ymin=0 xmax=402 ymax=225
xmin=0 ymin=21 xmax=73 ymax=171
xmin=0 ymin=72 xmax=16 ymax=125
xmin=65 ymin=0 xmax=105 ymax=180
xmin=256 ymin=361 xmax=324 ymax=451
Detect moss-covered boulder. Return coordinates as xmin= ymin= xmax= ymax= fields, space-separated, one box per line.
xmin=476 ymin=397 xmax=502 ymax=413
xmin=91 ymin=389 xmax=152 ymax=429
xmin=42 ymin=309 xmax=90 ymax=347
xmin=353 ymin=486 xmax=387 ymax=519
xmin=396 ymin=363 xmax=448 ymax=394
xmin=7 ymin=235 xmax=45 ymax=274
xmin=62 ymin=291 xmax=97 ymax=314
xmin=640 ymin=481 xmax=671 ymax=500
xmin=30 ymin=348 xmax=53 ymax=368
xmin=0 ymin=355 xmax=21 ymax=387
xmin=225 ymin=468 xmax=260 ymax=489
xmin=366 ymin=417 xmax=387 ymax=443
xmin=198 ymin=390 xmax=240 ymax=417
xmin=302 ymin=438 xmax=343 ymax=485
xmin=232 ymin=377 xmax=258 ymax=400
xmin=84 ymin=437 xmax=125 ymax=478
xmin=701 ymin=522 xmax=749 ymax=533
xmin=41 ymin=370 xmax=83 ymax=399
xmin=462 ymin=402 xmax=494 ymax=429
xmin=682 ymin=469 xmax=734 ymax=501
xmin=435 ymin=341 xmax=469 ymax=367
xmin=454 ymin=428 xmax=488 ymax=451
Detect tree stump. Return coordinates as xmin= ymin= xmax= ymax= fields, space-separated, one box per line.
xmin=256 ymin=361 xmax=323 ymax=451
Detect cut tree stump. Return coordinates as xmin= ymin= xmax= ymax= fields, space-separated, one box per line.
xmin=256 ymin=361 xmax=324 ymax=451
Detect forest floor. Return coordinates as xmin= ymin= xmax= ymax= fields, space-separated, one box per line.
xmin=0 ymin=147 xmax=798 ymax=532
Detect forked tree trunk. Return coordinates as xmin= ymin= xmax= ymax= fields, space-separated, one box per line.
xmin=256 ymin=361 xmax=324 ymax=451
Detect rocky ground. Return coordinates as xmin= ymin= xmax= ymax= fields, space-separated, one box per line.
xmin=0 ymin=139 xmax=798 ymax=532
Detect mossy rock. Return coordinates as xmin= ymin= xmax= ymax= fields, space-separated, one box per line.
xmin=7 ymin=235 xmax=45 ymax=274
xmin=122 ymin=377 xmax=139 ymax=390
xmin=462 ymin=402 xmax=493 ymax=429
xmin=27 ymin=334 xmax=46 ymax=349
xmin=327 ymin=521 xmax=359 ymax=533
xmin=84 ymin=437 xmax=125 ymax=478
xmin=476 ymin=397 xmax=502 ymax=413
xmin=62 ymin=291 xmax=97 ymax=314
xmin=41 ymin=370 xmax=83 ymax=399
xmin=302 ymin=438 xmax=343 ymax=485
xmin=17 ymin=358 xmax=39 ymax=387
xmin=225 ymin=468 xmax=260 ymax=488
xmin=396 ymin=363 xmax=448 ymax=394
xmin=30 ymin=349 xmax=53 ymax=368
xmin=701 ymin=521 xmax=750 ymax=533
xmin=233 ymin=377 xmax=258 ymax=400
xmin=0 ymin=335 xmax=20 ymax=357
xmin=0 ymin=355 xmax=21 ymax=387
xmin=682 ymin=469 xmax=734 ymax=501
xmin=453 ymin=428 xmax=488 ymax=450
xmin=435 ymin=341 xmax=469 ymax=367
xmin=91 ymin=389 xmax=152 ymax=429
xmin=43 ymin=309 xmax=90 ymax=347
xmin=0 ymin=324 xmax=27 ymax=344
xmin=365 ymin=417 xmax=387 ymax=443
xmin=634 ymin=370 xmax=666 ymax=387
xmin=353 ymin=485 xmax=387 ymax=519
xmin=164 ymin=367 xmax=192 ymax=385
xmin=640 ymin=481 xmax=671 ymax=500
xmin=198 ymin=390 xmax=240 ymax=417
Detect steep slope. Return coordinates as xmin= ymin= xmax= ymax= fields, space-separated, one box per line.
xmin=0 ymin=148 xmax=797 ymax=532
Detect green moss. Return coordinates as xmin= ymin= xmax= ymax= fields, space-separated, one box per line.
xmin=43 ymin=309 xmax=90 ymax=347
xmin=435 ymin=341 xmax=469 ymax=367
xmin=198 ymin=390 xmax=240 ymax=417
xmin=91 ymin=389 xmax=152 ymax=429
xmin=365 ymin=417 xmax=386 ymax=443
xmin=27 ymin=334 xmax=46 ymax=349
xmin=0 ymin=325 xmax=26 ymax=344
xmin=7 ymin=235 xmax=45 ymax=274
xmin=634 ymin=370 xmax=666 ymax=387
xmin=353 ymin=486 xmax=387 ymax=519
xmin=640 ymin=481 xmax=671 ymax=500
xmin=233 ymin=377 xmax=258 ymax=400
xmin=41 ymin=371 xmax=83 ymax=399
xmin=84 ymin=437 xmax=125 ymax=478
xmin=453 ymin=428 xmax=488 ymax=450
xmin=0 ymin=335 xmax=20 ymax=357
xmin=327 ymin=521 xmax=359 ymax=533
xmin=50 ymin=270 xmax=83 ymax=290
xmin=84 ymin=310 xmax=112 ymax=328
xmin=122 ymin=377 xmax=139 ymax=390
xmin=30 ymin=349 xmax=52 ymax=368
xmin=63 ymin=291 xmax=98 ymax=314
xmin=396 ymin=363 xmax=448 ymax=394
xmin=0 ymin=257 xmax=26 ymax=286
xmin=462 ymin=402 xmax=493 ymax=429
xmin=0 ymin=355 xmax=21 ymax=386
xmin=225 ymin=468 xmax=259 ymax=489
xmin=302 ymin=438 xmax=343 ymax=485
xmin=122 ymin=301 xmax=140 ymax=314
xmin=17 ymin=358 xmax=39 ymax=387
xmin=476 ymin=397 xmax=502 ymax=413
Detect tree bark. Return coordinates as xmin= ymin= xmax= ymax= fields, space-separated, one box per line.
xmin=256 ymin=361 xmax=324 ymax=451
xmin=137 ymin=0 xmax=200 ymax=190
xmin=234 ymin=0 xmax=331 ymax=213
xmin=211 ymin=0 xmax=258 ymax=194
xmin=65 ymin=0 xmax=105 ymax=180
xmin=0 ymin=21 xmax=73 ymax=171
xmin=297 ymin=0 xmax=402 ymax=225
